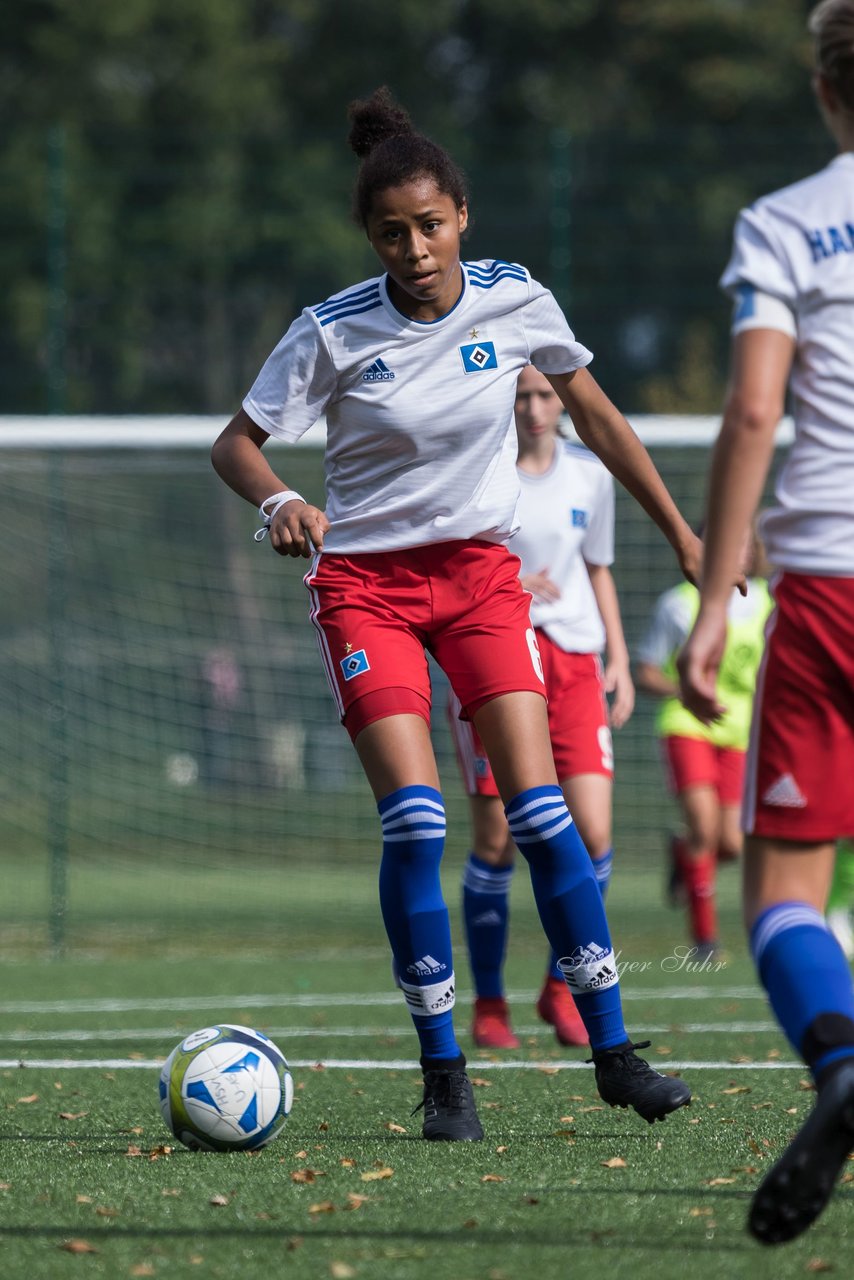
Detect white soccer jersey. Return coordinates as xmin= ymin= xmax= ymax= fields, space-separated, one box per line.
xmin=243 ymin=260 xmax=592 ymax=554
xmin=721 ymin=152 xmax=854 ymax=574
xmin=513 ymin=441 xmax=613 ymax=653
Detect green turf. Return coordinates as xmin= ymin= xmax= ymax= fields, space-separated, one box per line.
xmin=0 ymin=866 xmax=852 ymax=1278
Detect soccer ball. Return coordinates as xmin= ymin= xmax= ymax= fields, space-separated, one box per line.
xmin=159 ymin=1024 xmax=293 ymax=1152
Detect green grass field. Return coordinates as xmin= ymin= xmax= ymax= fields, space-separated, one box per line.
xmin=0 ymin=864 xmax=852 ymax=1280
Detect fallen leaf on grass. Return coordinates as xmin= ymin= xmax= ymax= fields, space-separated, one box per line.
xmin=0 ymin=1182 xmax=10 ymax=1191
xmin=290 ymin=1169 xmax=325 ymax=1184
xmin=360 ymin=1167 xmax=393 ymax=1182
xmin=463 ymin=1218 xmax=478 ymax=1229
xmin=161 ymin=1189 xmax=181 ymax=1198
xmin=806 ymin=1261 xmax=833 ymax=1273
xmin=384 ymin=1122 xmax=407 ymax=1134
xmin=16 ymin=1094 xmax=38 ymax=1104
xmin=294 ymin=1150 xmax=308 ymax=1159
xmin=601 ymin=1157 xmax=627 ymax=1169
xmin=689 ymin=1207 xmax=714 ymax=1217
xmin=538 ymin=1067 xmax=560 ymax=1076
xmin=706 ymin=1177 xmax=736 ymax=1186
xmin=495 ymin=1145 xmax=508 ymax=1154
xmin=799 ymin=1080 xmax=816 ymax=1092
xmin=580 ymin=1106 xmax=603 ymax=1113
xmin=95 ymin=1206 xmax=120 ymax=1218
xmin=189 ymin=1257 xmax=204 ymax=1266
xmin=58 ymin=1112 xmax=88 ymax=1121
xmin=481 ymin=1174 xmax=504 ymax=1183
xmin=330 ymin=1263 xmax=356 ymax=1278
xmin=308 ymin=1201 xmax=335 ymax=1215
xmin=208 ymin=1194 xmax=230 ymax=1207
xmin=559 ymin=1116 xmax=575 ymax=1124
xmin=148 ymin=1145 xmax=172 ymax=1160
xmin=130 ymin=1265 xmax=156 ymax=1277
xmin=722 ymin=1086 xmax=751 ymax=1095
xmin=59 ymin=1239 xmax=98 ymax=1254
xmin=339 ymin=1158 xmax=356 ymax=1168
xmin=75 ymin=1195 xmax=92 ymax=1204
xmin=469 ymin=1078 xmax=492 ymax=1087
xmin=344 ymin=1194 xmax=372 ymax=1211
xmin=125 ymin=1145 xmax=143 ymax=1158
xmin=318 ymin=1120 xmax=329 ymax=1130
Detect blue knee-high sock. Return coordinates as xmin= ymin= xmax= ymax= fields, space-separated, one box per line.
xmin=462 ymin=854 xmax=513 ymax=999
xmin=506 ymin=785 xmax=626 ymax=1051
xmin=751 ymin=901 xmax=854 ymax=1080
xmin=546 ymin=848 xmax=614 ymax=980
xmin=378 ymin=785 xmax=461 ymax=1064
xmin=591 ymin=848 xmax=613 ymax=901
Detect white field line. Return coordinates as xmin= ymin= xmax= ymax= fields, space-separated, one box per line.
xmin=0 ymin=1057 xmax=802 ymax=1072
xmin=0 ymin=1021 xmax=779 ymax=1044
xmin=0 ymin=986 xmax=765 ymax=1016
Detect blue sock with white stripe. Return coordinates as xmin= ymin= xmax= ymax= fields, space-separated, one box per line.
xmin=378 ymin=786 xmax=461 ymax=1064
xmin=462 ymin=854 xmax=513 ymax=999
xmin=545 ymin=848 xmax=613 ymax=979
xmin=506 ymin=785 xmax=626 ymax=1051
xmin=591 ymin=848 xmax=613 ymax=900
xmin=751 ymin=901 xmax=854 ymax=1081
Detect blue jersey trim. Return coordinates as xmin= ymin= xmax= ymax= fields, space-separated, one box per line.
xmin=316 ymin=296 xmax=384 ymax=327
xmin=313 ymin=282 xmax=381 ymax=318
xmin=384 ymin=272 xmax=467 ymax=325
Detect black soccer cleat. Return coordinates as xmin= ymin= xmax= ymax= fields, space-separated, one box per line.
xmin=591 ymin=1039 xmax=692 ymax=1123
xmin=413 ymin=1063 xmax=484 ymax=1142
xmin=749 ymin=1059 xmax=854 ymax=1245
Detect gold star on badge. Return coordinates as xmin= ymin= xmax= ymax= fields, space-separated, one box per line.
xmin=344 ymin=642 xmax=353 ymax=654
xmin=469 ymin=328 xmax=480 ymax=340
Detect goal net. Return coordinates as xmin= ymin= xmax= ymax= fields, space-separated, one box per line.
xmin=0 ymin=415 xmax=789 ymax=957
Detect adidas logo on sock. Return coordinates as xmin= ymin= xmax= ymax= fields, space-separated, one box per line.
xmin=472 ymin=910 xmax=503 ymax=927
xmin=406 ymin=955 xmax=447 ymax=976
xmin=362 ymin=357 xmax=395 ymax=382
xmin=762 ymin=773 xmax=807 ymax=808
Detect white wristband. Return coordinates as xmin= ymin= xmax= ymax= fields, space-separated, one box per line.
xmin=254 ymin=490 xmax=306 ymax=542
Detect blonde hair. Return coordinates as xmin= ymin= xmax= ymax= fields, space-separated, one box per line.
xmin=810 ymin=0 xmax=854 ymax=110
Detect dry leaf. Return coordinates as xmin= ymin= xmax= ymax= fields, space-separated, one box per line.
xmin=59 ymin=1240 xmax=98 ymax=1254
xmin=463 ymin=1218 xmax=478 ymax=1229
xmin=806 ymin=1262 xmax=833 ymax=1273
xmin=481 ymin=1174 xmax=504 ymax=1183
xmin=559 ymin=1115 xmax=574 ymax=1123
xmin=344 ymin=1193 xmax=371 ymax=1211
xmin=318 ymin=1120 xmax=329 ymax=1130
xmin=799 ymin=1080 xmax=816 ymax=1092
xmin=16 ymin=1094 xmax=38 ymax=1104
xmin=161 ymin=1188 xmax=181 ymax=1198
xmin=689 ymin=1207 xmax=714 ymax=1217
xmin=706 ymin=1177 xmax=736 ymax=1186
xmin=189 ymin=1257 xmax=204 ymax=1266
xmin=58 ymin=1111 xmax=88 ymax=1120
xmin=722 ymin=1086 xmax=751 ymax=1095
xmin=95 ymin=1206 xmax=120 ymax=1218
xmin=308 ymin=1201 xmax=335 ymax=1215
xmin=148 ymin=1145 xmax=172 ymax=1160
xmin=339 ymin=1158 xmax=356 ymax=1168
xmin=208 ymin=1194 xmax=230 ymax=1207
xmin=470 ymin=1078 xmax=492 ymax=1087
xmin=384 ymin=1122 xmax=407 ymax=1134
xmin=130 ymin=1266 xmax=156 ymax=1277
xmin=0 ymin=1182 xmax=9 ymax=1192
xmin=330 ymin=1264 xmax=356 ymax=1279
xmin=291 ymin=1169 xmax=324 ymax=1184
xmin=601 ymin=1157 xmax=627 ymax=1169
xmin=538 ymin=1067 xmax=560 ymax=1076
xmin=294 ymin=1150 xmax=308 ymax=1159
xmin=360 ymin=1167 xmax=393 ymax=1182
xmin=125 ymin=1145 xmax=143 ymax=1158
xmin=496 ymin=1145 xmax=508 ymax=1154
xmin=655 ymin=1046 xmax=672 ymax=1056
xmin=580 ymin=1106 xmax=603 ymax=1113
xmin=75 ymin=1195 xmax=92 ymax=1204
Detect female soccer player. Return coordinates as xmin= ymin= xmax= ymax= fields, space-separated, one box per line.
xmin=449 ymin=365 xmax=634 ymax=1050
xmin=213 ymin=85 xmax=696 ymax=1141
xmin=636 ymin=531 xmax=771 ymax=958
xmin=678 ymin=0 xmax=854 ymax=1243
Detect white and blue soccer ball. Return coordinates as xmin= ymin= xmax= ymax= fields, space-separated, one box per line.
xmin=159 ymin=1024 xmax=293 ymax=1152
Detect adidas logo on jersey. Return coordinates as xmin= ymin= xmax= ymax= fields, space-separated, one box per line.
xmin=406 ymin=955 xmax=447 ymax=976
xmin=362 ymin=357 xmax=395 ymax=382
xmin=762 ymin=773 xmax=807 ymax=808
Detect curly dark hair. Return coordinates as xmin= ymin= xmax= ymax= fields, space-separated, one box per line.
xmin=347 ymin=86 xmax=468 ymax=227
xmin=810 ymin=0 xmax=854 ymax=111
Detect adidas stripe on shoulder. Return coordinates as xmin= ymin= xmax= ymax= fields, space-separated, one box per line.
xmin=465 ymin=259 xmax=529 ymax=290
xmin=311 ymin=279 xmax=383 ymax=328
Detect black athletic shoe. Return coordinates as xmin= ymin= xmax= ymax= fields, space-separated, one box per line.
xmin=749 ymin=1060 xmax=854 ymax=1245
xmin=413 ymin=1065 xmax=484 ymax=1142
xmin=591 ymin=1039 xmax=692 ymax=1123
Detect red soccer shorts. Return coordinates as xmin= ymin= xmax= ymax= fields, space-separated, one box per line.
xmin=662 ymin=735 xmax=746 ymax=807
xmin=448 ymin=633 xmax=613 ymax=797
xmin=304 ymin=540 xmax=546 ymax=739
xmin=743 ymin=572 xmax=854 ymax=841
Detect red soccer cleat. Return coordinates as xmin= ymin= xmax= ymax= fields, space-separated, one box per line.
xmin=536 ymin=976 xmax=589 ymax=1047
xmin=472 ymin=996 xmax=520 ymax=1049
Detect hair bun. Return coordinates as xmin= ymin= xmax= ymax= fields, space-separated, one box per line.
xmin=347 ymin=86 xmax=414 ymax=158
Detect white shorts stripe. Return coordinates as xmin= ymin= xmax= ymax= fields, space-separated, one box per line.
xmin=304 ymin=554 xmax=345 ymax=719
xmin=742 ymin=579 xmax=780 ymax=835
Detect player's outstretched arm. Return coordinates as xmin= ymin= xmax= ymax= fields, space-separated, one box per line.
xmin=211 ymin=409 xmax=329 ymax=558
xmin=547 ymin=369 xmax=702 ymax=585
xmin=677 ymin=327 xmax=793 ymax=720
